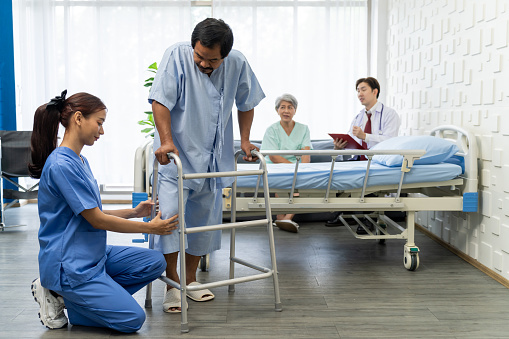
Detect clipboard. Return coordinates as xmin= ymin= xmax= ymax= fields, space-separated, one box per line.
xmin=328 ymin=133 xmax=367 ymax=150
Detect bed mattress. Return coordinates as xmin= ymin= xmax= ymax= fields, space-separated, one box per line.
xmin=235 ymin=161 xmax=463 ymax=191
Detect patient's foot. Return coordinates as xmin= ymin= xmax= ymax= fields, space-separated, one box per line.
xmin=274 ymin=220 xmax=299 ymax=233
xmin=163 ymin=286 xmax=183 ymax=313
xmin=325 ymin=214 xmax=357 ymax=227
xmin=356 ymin=219 xmax=374 ymax=234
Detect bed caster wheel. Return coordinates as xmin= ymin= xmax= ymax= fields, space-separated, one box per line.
xmin=403 ymin=248 xmax=419 ymax=271
xmin=199 ymin=254 xmax=210 ymax=272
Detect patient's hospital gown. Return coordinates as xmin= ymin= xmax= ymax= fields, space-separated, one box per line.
xmin=148 ymin=42 xmax=265 ymax=255
xmin=261 ymin=121 xmax=312 ymax=163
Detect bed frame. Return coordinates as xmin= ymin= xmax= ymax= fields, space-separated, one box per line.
xmin=132 ymin=125 xmax=478 ymax=271
xmin=224 ymin=125 xmax=478 ymax=271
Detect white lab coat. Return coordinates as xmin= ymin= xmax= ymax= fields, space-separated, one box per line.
xmin=349 ymin=101 xmax=400 ymax=149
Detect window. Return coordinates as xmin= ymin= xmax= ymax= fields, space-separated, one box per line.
xmin=13 ymin=0 xmax=367 ymax=187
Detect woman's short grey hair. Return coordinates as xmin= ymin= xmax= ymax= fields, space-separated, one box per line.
xmin=275 ymin=93 xmax=298 ymax=111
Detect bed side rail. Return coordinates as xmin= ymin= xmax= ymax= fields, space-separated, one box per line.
xmin=247 ymin=149 xmax=426 ymax=205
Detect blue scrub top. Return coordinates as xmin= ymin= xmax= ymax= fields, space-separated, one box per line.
xmin=38 ymin=147 xmax=104 ymax=290
xmin=148 ymin=42 xmax=265 ymax=191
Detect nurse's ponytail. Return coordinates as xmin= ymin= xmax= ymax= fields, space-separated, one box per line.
xmin=29 ymin=91 xmax=106 ymax=178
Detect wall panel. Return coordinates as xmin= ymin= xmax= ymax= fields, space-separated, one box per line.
xmin=387 ymin=0 xmax=509 ymax=280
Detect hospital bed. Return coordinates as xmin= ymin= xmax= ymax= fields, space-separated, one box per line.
xmin=133 ymin=125 xmax=478 ymax=272
xmin=223 ymin=125 xmax=478 ymax=271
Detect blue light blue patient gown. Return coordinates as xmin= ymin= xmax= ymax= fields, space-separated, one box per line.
xmin=37 ymin=147 xmax=166 ymax=333
xmin=261 ymin=121 xmax=312 ymax=163
xmin=148 ymin=42 xmax=265 ymax=255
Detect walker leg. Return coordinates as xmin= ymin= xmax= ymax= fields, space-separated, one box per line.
xmin=181 ymin=322 xmax=189 ymax=333
xmin=145 ymin=233 xmax=155 ymax=308
xmin=229 ymin=228 xmax=236 ymax=292
xmin=145 ymin=282 xmax=152 ymax=308
xmin=180 ymin=295 xmax=189 ymax=333
xmin=261 ymin=170 xmax=282 ymax=312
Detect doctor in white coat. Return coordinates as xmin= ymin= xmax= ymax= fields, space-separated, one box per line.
xmin=334 ymin=77 xmax=400 ymax=150
xmin=327 ymin=77 xmax=400 ymax=229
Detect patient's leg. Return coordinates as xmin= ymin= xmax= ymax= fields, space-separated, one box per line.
xmin=273 ymin=191 xmax=299 ymax=232
xmin=277 ymin=213 xmax=295 ymax=220
xmin=275 ymin=192 xmax=297 ymax=221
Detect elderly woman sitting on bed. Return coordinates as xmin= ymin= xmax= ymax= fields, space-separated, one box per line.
xmin=261 ymin=93 xmax=312 ymax=233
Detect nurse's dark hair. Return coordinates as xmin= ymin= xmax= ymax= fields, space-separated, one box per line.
xmin=356 ymin=77 xmax=380 ymax=98
xmin=28 ymin=92 xmax=106 ymax=178
xmin=191 ymin=18 xmax=233 ymax=59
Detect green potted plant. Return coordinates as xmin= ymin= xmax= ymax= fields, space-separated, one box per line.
xmin=138 ymin=62 xmax=158 ymax=138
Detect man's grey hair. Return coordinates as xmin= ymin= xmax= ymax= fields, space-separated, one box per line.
xmin=275 ymin=93 xmax=298 ymax=111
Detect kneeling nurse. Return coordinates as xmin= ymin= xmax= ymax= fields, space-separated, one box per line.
xmin=29 ymin=90 xmax=178 ymax=333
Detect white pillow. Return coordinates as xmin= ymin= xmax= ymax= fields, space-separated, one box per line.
xmin=371 ymin=136 xmax=460 ymax=167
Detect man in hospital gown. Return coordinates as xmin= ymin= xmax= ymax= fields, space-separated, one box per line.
xmin=326 ymin=77 xmax=400 ymax=230
xmin=148 ymin=18 xmax=264 ymax=312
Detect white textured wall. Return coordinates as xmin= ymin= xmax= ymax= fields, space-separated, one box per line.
xmin=386 ymin=0 xmax=509 ymax=279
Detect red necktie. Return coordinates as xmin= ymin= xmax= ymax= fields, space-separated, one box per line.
xmin=360 ymin=112 xmax=371 ymax=160
xmin=362 ymin=112 xmax=372 ymax=149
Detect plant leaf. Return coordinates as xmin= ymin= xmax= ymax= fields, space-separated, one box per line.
xmin=139 ymin=61 xmax=158 ymax=139
xmin=141 ymin=127 xmax=154 ymax=133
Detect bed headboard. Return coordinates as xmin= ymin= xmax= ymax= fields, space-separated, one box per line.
xmin=430 ymin=125 xmax=478 ymax=194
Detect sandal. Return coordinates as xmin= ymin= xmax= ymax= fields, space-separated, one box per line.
xmin=186 ymin=282 xmax=215 ymax=302
xmin=274 ymin=220 xmax=299 ymax=233
xmin=163 ymin=287 xmax=187 ymax=313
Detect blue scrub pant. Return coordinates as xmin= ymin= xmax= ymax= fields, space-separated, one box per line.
xmin=57 ymin=245 xmax=166 ymax=333
xmin=153 ymin=172 xmax=222 ymax=256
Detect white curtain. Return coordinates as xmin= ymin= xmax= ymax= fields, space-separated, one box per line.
xmin=213 ymin=0 xmax=368 ymax=141
xmin=12 ymin=0 xmax=367 ymax=187
xmin=12 ymin=0 xmax=192 ymax=187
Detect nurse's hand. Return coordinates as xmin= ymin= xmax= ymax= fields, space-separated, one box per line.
xmin=155 ymin=141 xmax=179 ymax=165
xmin=241 ymin=141 xmax=259 ymax=162
xmin=333 ymin=138 xmax=348 ymax=150
xmin=133 ymin=199 xmax=155 ymax=218
xmin=149 ymin=212 xmax=179 ymax=235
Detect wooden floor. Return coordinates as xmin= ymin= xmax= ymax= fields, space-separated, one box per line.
xmin=1 ymin=204 xmax=509 ymax=338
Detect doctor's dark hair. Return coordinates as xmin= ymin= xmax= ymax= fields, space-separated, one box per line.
xmin=191 ymin=18 xmax=234 ymax=59
xmin=356 ymin=77 xmax=380 ymax=98
xmin=29 ymin=92 xmax=107 ymax=178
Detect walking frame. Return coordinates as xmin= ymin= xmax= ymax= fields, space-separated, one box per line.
xmin=145 ymin=150 xmax=282 ymax=333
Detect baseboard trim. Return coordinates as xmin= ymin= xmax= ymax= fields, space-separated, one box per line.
xmin=3 ymin=200 xmax=28 ymax=207
xmin=416 ymin=223 xmax=509 ymax=289
xmin=21 ymin=199 xmax=131 ymax=205
xmin=101 ymin=199 xmax=132 ymax=204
